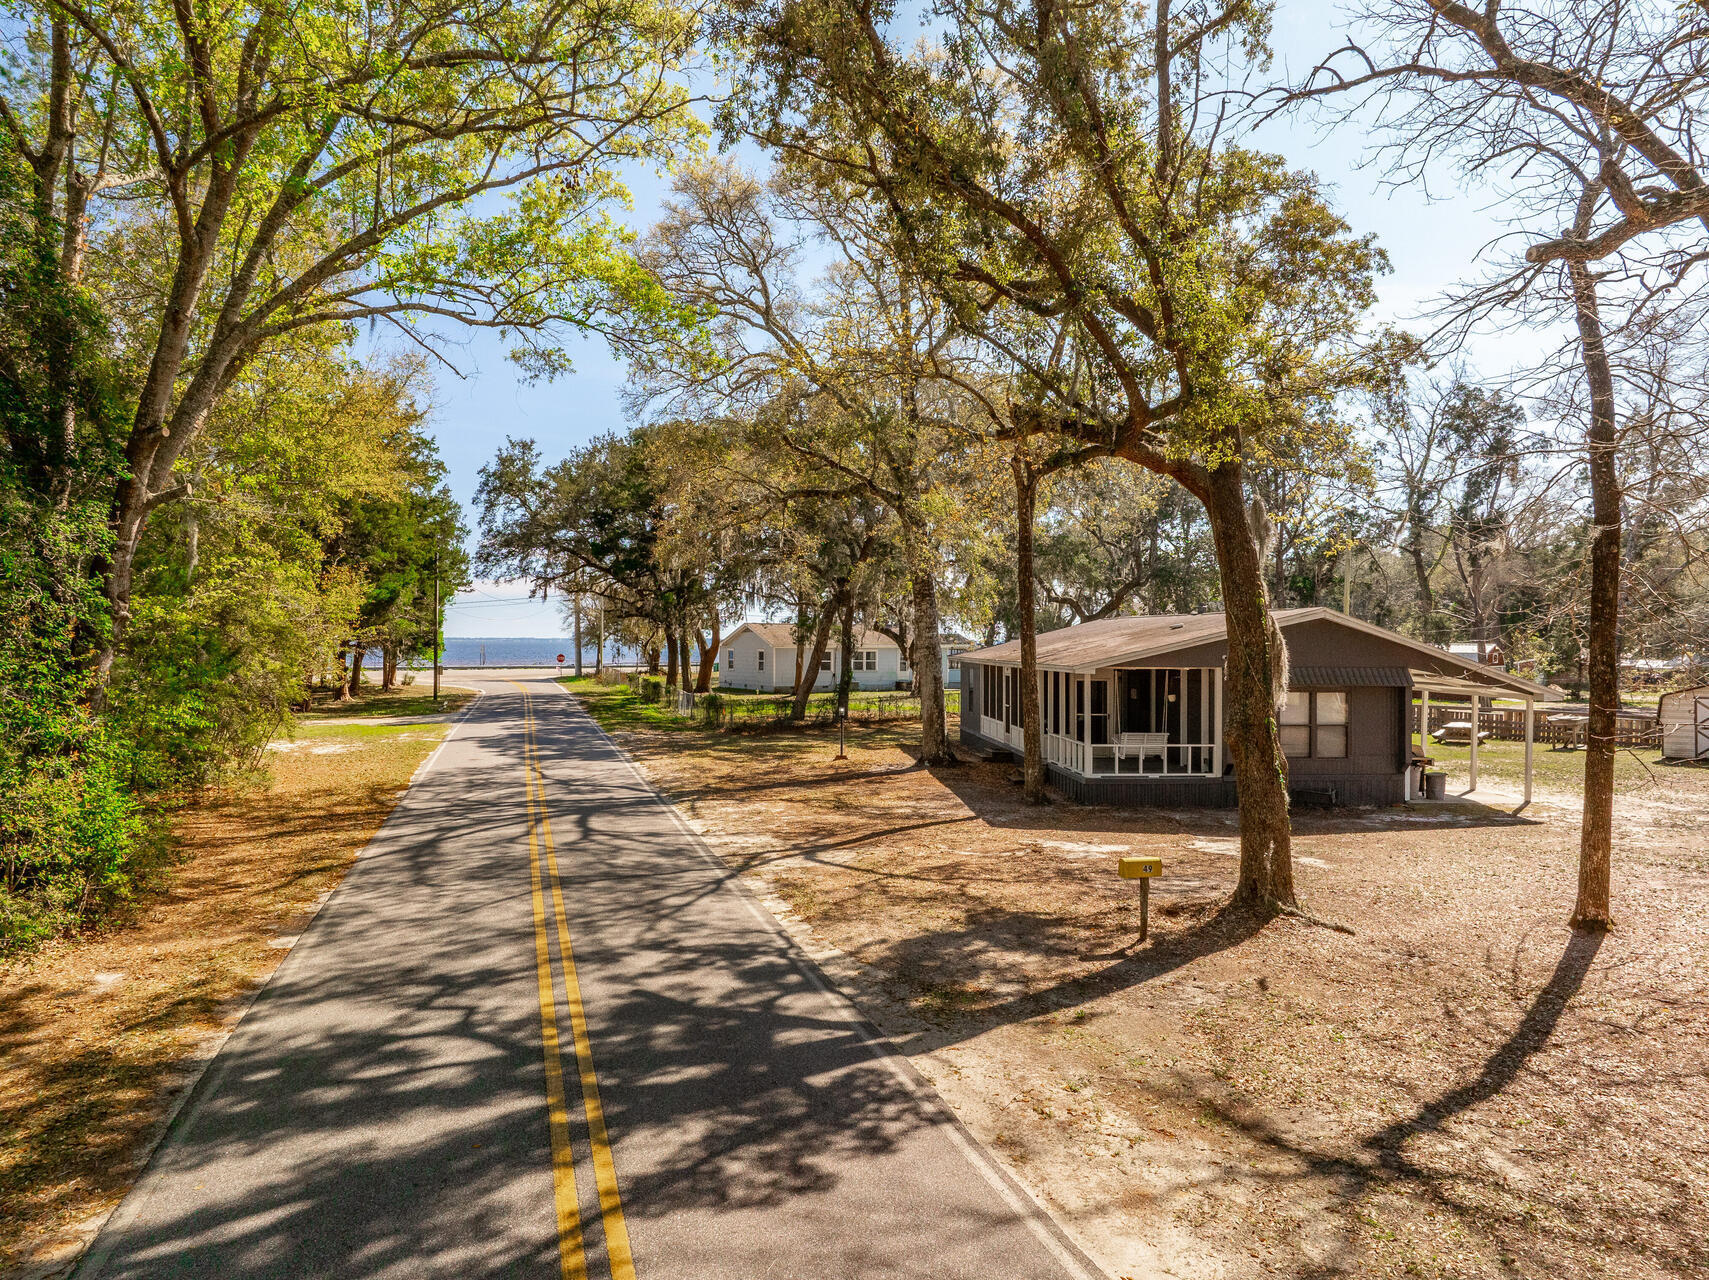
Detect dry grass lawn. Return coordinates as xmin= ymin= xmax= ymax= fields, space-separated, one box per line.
xmin=576 ymin=684 xmax=1709 ymax=1280
xmin=0 ymin=689 xmax=471 ymax=1277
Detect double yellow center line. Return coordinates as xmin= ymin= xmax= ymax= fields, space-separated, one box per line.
xmin=515 ymin=684 xmax=637 ymax=1280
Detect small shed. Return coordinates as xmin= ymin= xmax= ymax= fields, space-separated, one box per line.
xmin=1659 ymin=684 xmax=1709 ymax=760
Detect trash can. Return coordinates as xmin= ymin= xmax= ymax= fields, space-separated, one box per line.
xmin=1424 ymin=770 xmax=1447 ymax=800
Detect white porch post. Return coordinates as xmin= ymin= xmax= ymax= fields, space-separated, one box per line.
xmin=1522 ymin=697 xmax=1535 ymax=810
xmin=1468 ymin=692 xmax=1480 ymax=793
xmin=1420 ymin=689 xmax=1430 ymax=757
xmin=1081 ymin=675 xmax=1091 ymax=773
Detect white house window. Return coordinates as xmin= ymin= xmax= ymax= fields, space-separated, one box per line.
xmin=854 ymin=650 xmax=878 ymax=672
xmin=756 ymin=649 xmax=765 ymax=671
xmin=820 ymin=653 xmax=832 ymax=672
xmin=724 ymin=649 xmax=735 ymax=669
xmin=900 ymin=651 xmax=910 ymax=671
xmin=1281 ymin=690 xmax=1348 ymax=758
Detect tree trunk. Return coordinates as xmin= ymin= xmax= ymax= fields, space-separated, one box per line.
xmin=664 ymin=629 xmax=679 ymax=691
xmin=792 ymin=599 xmax=839 ymax=720
xmin=381 ymin=646 xmax=398 ymax=690
xmin=837 ymin=597 xmax=855 ymax=722
xmin=695 ymin=615 xmax=721 ymax=693
xmin=573 ymin=596 xmax=584 ymax=678
xmin=646 ymin=644 xmax=660 ymax=676
xmin=1014 ymin=456 xmax=1045 ymax=801
xmin=345 ymin=646 xmax=365 ymax=700
xmin=1569 ymin=262 xmax=1618 ymax=931
xmin=902 ymin=524 xmax=952 ymax=764
xmin=679 ymin=623 xmax=695 ymax=693
xmin=1203 ymin=461 xmax=1296 ymax=910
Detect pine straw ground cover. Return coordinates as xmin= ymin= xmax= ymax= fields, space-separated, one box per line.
xmin=0 ymin=687 xmax=472 ymax=1277
xmin=571 ymin=681 xmax=1709 ymax=1280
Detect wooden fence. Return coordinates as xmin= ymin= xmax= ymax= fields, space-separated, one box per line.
xmin=1413 ymin=700 xmax=1659 ymax=748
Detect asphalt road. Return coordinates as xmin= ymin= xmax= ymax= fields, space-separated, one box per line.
xmin=77 ymin=672 xmax=1103 ymax=1280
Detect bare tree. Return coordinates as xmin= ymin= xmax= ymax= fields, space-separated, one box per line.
xmin=1285 ymin=0 xmax=1709 ymax=930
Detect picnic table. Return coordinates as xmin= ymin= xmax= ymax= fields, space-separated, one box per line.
xmin=1548 ymin=713 xmax=1590 ymax=750
xmin=1430 ymin=720 xmax=1490 ymax=745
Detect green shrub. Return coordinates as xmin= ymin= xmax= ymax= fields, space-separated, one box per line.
xmin=0 ymin=501 xmax=147 ymax=954
xmin=699 ymin=691 xmax=725 ymax=726
xmin=639 ymin=677 xmax=664 ymax=704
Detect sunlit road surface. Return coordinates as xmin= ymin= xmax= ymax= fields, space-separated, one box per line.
xmin=76 ymin=672 xmax=1104 ymax=1280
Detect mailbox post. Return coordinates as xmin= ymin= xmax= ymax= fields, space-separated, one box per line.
xmin=1117 ymin=855 xmax=1162 ymax=942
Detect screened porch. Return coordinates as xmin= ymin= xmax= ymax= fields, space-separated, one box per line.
xmin=976 ymin=664 xmax=1224 ymax=779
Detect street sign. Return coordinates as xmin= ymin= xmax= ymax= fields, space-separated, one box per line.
xmin=557 ymin=653 xmax=566 ymax=664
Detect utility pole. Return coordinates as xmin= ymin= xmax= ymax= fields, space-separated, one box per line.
xmin=432 ymin=544 xmax=441 ymax=704
xmin=573 ymin=593 xmax=584 ymax=678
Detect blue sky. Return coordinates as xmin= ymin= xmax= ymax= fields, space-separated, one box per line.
xmin=437 ymin=7 xmax=1535 ymax=638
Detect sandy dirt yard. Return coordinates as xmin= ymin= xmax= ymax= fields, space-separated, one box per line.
xmin=580 ymin=690 xmax=1708 ymax=1280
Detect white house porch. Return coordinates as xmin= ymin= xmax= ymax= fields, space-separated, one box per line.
xmin=974 ymin=663 xmax=1224 ymax=780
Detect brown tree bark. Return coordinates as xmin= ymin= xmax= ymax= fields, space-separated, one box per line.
xmin=793 ymin=594 xmax=840 ymax=719
xmin=1569 ymin=261 xmax=1618 ymax=931
xmin=1202 ymin=461 xmax=1296 ymax=909
xmin=694 ymin=615 xmax=721 ymax=693
xmin=344 ymin=646 xmax=365 ymax=700
xmin=899 ymin=506 xmax=952 ymax=764
xmin=664 ymin=629 xmax=679 ymax=690
xmin=1013 ymin=455 xmax=1046 ymax=802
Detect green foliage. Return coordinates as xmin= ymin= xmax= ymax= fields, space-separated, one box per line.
xmin=699 ymin=690 xmax=726 ymax=725
xmin=0 ymin=498 xmax=144 ymax=953
xmin=108 ymin=548 xmax=365 ymax=790
xmin=639 ymin=676 xmax=665 ymax=704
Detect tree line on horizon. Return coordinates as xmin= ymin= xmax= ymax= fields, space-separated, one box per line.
xmin=4 ymin=0 xmax=1706 ymax=950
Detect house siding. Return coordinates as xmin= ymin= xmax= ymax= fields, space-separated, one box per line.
xmin=1659 ymin=685 xmax=1709 ymax=759
xmin=722 ymin=629 xmax=781 ymax=691
xmin=961 ymin=660 xmax=1407 ymax=807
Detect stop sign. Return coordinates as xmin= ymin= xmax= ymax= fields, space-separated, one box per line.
xmin=557 ymin=653 xmax=566 ymax=664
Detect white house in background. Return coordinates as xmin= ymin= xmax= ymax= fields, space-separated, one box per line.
xmin=720 ymin=623 xmax=974 ymax=693
xmin=721 ymin=623 xmax=902 ymax=692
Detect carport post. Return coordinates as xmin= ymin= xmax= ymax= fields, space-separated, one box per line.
xmin=1522 ymin=697 xmax=1535 ymax=811
xmin=1420 ymin=689 xmax=1429 ymax=754
xmin=1468 ymin=693 xmax=1480 ymax=792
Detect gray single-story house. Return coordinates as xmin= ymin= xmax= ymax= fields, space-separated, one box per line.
xmin=953 ymin=608 xmax=1562 ymax=807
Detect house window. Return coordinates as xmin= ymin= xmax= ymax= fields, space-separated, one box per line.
xmin=854 ymin=650 xmax=877 ymax=672
xmin=820 ymin=652 xmax=832 ymax=672
xmin=1316 ymin=691 xmax=1349 ymax=758
xmin=900 ymin=650 xmax=910 ymax=672
xmin=756 ymin=649 xmax=765 ymax=671
xmin=983 ymin=664 xmax=998 ymax=719
xmin=724 ymin=649 xmax=735 ymax=670
xmin=1281 ymin=690 xmax=1349 ymax=758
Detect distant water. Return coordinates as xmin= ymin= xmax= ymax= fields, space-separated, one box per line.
xmin=394 ymin=638 xmax=642 ymax=669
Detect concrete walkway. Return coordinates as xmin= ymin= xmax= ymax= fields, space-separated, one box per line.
xmin=76 ymin=672 xmax=1101 ymax=1280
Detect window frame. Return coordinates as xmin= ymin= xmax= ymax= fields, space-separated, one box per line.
xmin=1279 ymin=689 xmax=1351 ymax=760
